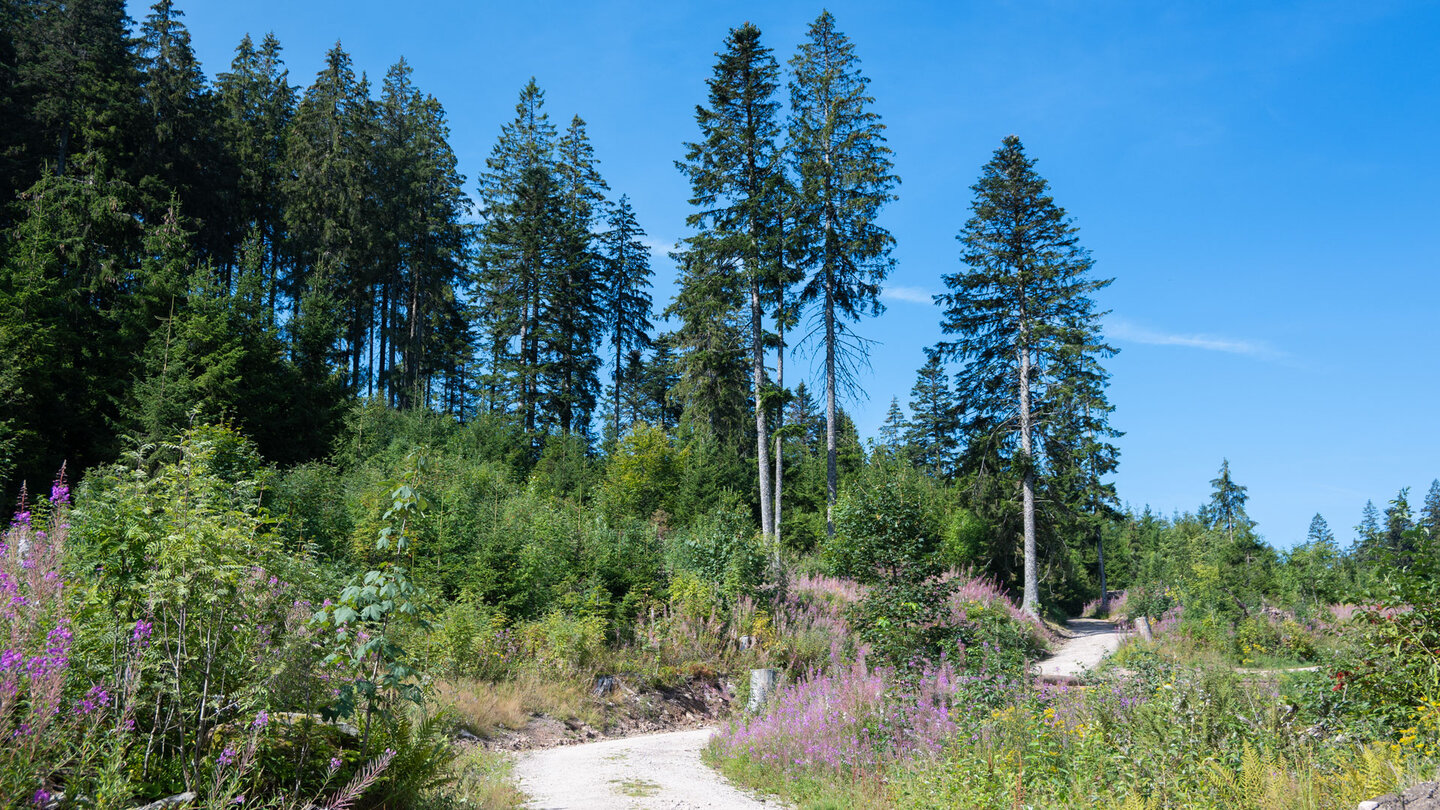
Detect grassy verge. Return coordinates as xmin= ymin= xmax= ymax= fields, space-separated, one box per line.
xmin=419 ymin=746 xmax=528 ymax=809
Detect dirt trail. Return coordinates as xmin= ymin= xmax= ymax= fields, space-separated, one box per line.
xmin=514 ymin=727 xmax=778 ymax=810
xmin=1034 ymin=617 xmax=1127 ymax=680
xmin=515 ymin=619 xmax=1126 ymax=808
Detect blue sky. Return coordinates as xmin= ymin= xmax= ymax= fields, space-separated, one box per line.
xmin=137 ymin=0 xmax=1440 ymax=548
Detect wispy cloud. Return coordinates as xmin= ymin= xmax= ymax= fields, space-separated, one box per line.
xmin=882 ymin=285 xmax=936 ymax=305
xmin=1109 ymin=318 xmax=1283 ymax=359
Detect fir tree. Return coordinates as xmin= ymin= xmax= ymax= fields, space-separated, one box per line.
xmin=1423 ymin=479 xmax=1440 ymax=535
xmin=678 ymin=22 xmax=783 ymax=541
xmin=282 ymin=43 xmax=376 ymax=390
xmin=136 ymin=0 xmax=230 ymax=262
xmin=788 ymin=11 xmax=898 ymax=538
xmin=473 ymin=79 xmax=556 ymax=424
xmin=373 ymin=59 xmax=471 ymax=410
xmin=1355 ymin=499 xmax=1381 ymax=558
xmin=932 ymin=135 xmax=1108 ymax=617
xmin=905 ymin=355 xmax=959 ymax=479
xmin=599 ymin=195 xmax=654 ymax=441
xmin=12 ymin=0 xmax=140 ymax=180
xmin=876 ymin=396 xmax=908 ymax=450
xmin=215 ymin=32 xmax=296 ymax=315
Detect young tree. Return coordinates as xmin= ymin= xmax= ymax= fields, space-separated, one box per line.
xmin=599 ymin=195 xmax=654 ymax=441
xmin=932 ymin=135 xmax=1109 ymax=617
xmin=906 ymin=354 xmax=960 ymax=479
xmin=788 ymin=11 xmax=898 ymax=538
xmin=1423 ymin=479 xmax=1440 ymax=535
xmin=1201 ymin=459 xmax=1253 ymax=544
xmin=677 ymin=22 xmax=783 ymax=541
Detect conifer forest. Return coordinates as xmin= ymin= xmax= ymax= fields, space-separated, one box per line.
xmin=0 ymin=2 xmax=1437 ymax=808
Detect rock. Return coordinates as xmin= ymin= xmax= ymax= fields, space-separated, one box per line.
xmin=131 ymin=793 xmax=197 ymax=810
xmin=1361 ymin=781 xmax=1440 ymax=809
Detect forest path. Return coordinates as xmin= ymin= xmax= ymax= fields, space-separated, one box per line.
xmin=514 ymin=726 xmax=780 ymax=810
xmin=1035 ymin=617 xmax=1127 ymax=679
xmin=515 ymin=619 xmax=1127 ymax=808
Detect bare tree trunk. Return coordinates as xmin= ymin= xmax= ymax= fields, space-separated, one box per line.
xmin=1018 ymin=331 xmax=1038 ymax=617
xmin=774 ymin=322 xmax=784 ymax=555
xmin=825 ymin=284 xmax=837 ymax=540
xmin=1097 ymin=527 xmax=1108 ymax=612
xmin=751 ymin=275 xmax=774 ymax=541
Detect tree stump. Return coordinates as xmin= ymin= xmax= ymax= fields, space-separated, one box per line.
xmin=748 ymin=668 xmax=780 ymax=713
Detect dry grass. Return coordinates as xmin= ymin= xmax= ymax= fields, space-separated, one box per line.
xmin=435 ymin=675 xmax=598 ymax=738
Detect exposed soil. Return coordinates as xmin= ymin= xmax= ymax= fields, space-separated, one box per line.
xmin=477 ymin=676 xmax=735 ymax=752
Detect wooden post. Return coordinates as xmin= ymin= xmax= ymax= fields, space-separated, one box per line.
xmin=748 ymin=669 xmax=780 ymax=713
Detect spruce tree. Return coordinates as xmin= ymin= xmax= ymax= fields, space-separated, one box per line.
xmin=136 ymin=0 xmax=230 ymax=263
xmin=374 ymin=59 xmax=471 ymax=410
xmin=282 ymin=43 xmax=376 ymax=390
xmin=1423 ymin=480 xmax=1440 ymax=535
xmin=677 ymin=22 xmax=783 ymax=541
xmin=932 ymin=135 xmax=1109 ymax=617
xmin=13 ymin=0 xmax=140 ymax=180
xmin=788 ymin=11 xmax=898 ymax=538
xmin=905 ymin=355 xmax=959 ymax=479
xmin=1201 ymin=459 xmax=1253 ymax=544
xmin=600 ymin=195 xmax=654 ymax=441
xmin=216 ymin=32 xmax=296 ymax=316
xmin=663 ymin=250 xmax=748 ymax=448
xmin=473 ymin=79 xmax=556 ymax=424
xmin=1355 ymin=499 xmax=1382 ymax=559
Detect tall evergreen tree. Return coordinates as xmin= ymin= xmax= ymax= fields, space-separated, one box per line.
xmin=932 ymin=135 xmax=1109 ymax=617
xmin=136 ymin=0 xmax=230 ymax=262
xmin=787 ymin=11 xmax=898 ymax=538
xmin=876 ymin=396 xmax=908 ymax=450
xmin=373 ymin=59 xmax=471 ymax=410
xmin=282 ymin=42 xmax=376 ymax=390
xmin=215 ymin=32 xmax=296 ymax=315
xmin=1423 ymin=479 xmax=1440 ymax=535
xmin=1201 ymin=459 xmax=1253 ymax=544
xmin=473 ymin=79 xmax=556 ymax=424
xmin=905 ymin=355 xmax=959 ymax=479
xmin=543 ymin=115 xmax=608 ymax=437
xmin=599 ymin=195 xmax=654 ymax=441
xmin=1355 ymin=499 xmax=1382 ymax=559
xmin=12 ymin=0 xmax=140 ymax=181
xmin=663 ymin=250 xmax=748 ymax=448
xmin=678 ymin=22 xmax=783 ymax=541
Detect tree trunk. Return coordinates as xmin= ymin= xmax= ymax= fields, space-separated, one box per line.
xmin=825 ymin=283 xmax=837 ymax=540
xmin=774 ymin=322 xmax=784 ymax=556
xmin=1097 ymin=526 xmax=1108 ymax=612
xmin=751 ymin=275 xmax=774 ymax=541
xmin=1018 ymin=331 xmax=1038 ymax=617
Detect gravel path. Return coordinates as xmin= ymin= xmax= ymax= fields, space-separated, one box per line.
xmin=516 ymin=618 xmax=1125 ymax=808
xmin=1035 ymin=617 xmax=1126 ymax=679
xmin=514 ymin=727 xmax=778 ymax=810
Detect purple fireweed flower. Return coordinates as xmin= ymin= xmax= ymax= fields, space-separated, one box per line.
xmin=32 ymin=789 xmax=50 ymax=807
xmin=50 ymin=483 xmax=68 ymax=506
xmin=329 ymin=756 xmax=342 ymax=772
xmin=132 ymin=620 xmax=153 ymax=646
xmin=12 ymin=510 xmax=30 ymax=528
xmin=218 ymin=747 xmax=236 ymax=767
xmin=252 ymin=710 xmax=269 ymax=729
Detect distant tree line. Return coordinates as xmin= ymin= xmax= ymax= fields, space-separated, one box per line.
xmin=1 ymin=1 xmax=1127 ymax=613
